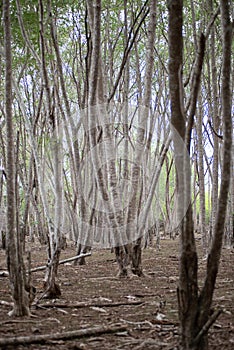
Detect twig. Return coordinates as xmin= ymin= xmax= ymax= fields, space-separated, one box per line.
xmin=0 ymin=323 xmax=128 ymax=347
xmin=29 ymin=252 xmax=91 ymax=273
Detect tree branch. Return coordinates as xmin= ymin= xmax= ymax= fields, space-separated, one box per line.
xmin=0 ymin=323 xmax=128 ymax=347
xmin=186 ymin=32 xmax=206 ymax=151
xmin=29 ymin=252 xmax=91 ymax=273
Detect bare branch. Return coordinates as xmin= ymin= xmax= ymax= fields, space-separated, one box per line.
xmin=0 ymin=324 xmax=128 ymax=347
xmin=36 ymin=300 xmax=144 ymax=309
xmin=29 ymin=252 xmax=92 ymax=273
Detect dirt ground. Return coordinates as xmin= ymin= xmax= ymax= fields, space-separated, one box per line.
xmin=0 ymin=238 xmax=233 ymax=350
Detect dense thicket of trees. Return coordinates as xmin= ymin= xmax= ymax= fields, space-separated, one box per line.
xmin=0 ymin=0 xmax=233 ymax=348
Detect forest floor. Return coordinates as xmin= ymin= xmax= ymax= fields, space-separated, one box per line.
xmin=0 ymin=237 xmax=233 ymax=350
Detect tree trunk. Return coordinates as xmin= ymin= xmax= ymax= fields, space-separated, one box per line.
xmin=197 ymin=99 xmax=208 ymax=253
xmin=43 ymin=119 xmax=63 ymax=298
xmin=75 ymin=243 xmax=91 ymax=266
xmin=113 ymin=0 xmax=132 ymax=277
xmin=168 ymin=0 xmax=201 ymax=348
xmin=43 ymin=249 xmax=61 ymax=299
xmin=128 ymin=0 xmax=157 ymax=276
xmin=194 ymin=2 xmax=233 ymax=348
xmin=168 ymin=1 xmax=233 ymax=349
xmin=3 ymin=0 xmax=30 ymax=316
xmin=208 ymin=0 xmax=220 ymax=243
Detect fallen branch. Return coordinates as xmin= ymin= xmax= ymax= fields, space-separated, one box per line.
xmin=35 ymin=300 xmax=144 ymax=309
xmin=120 ymin=318 xmax=155 ymax=327
xmin=29 ymin=252 xmax=92 ymax=273
xmin=0 ymin=323 xmax=128 ymax=347
xmin=0 ymin=300 xmax=13 ymax=307
xmin=0 ymin=318 xmax=60 ymax=326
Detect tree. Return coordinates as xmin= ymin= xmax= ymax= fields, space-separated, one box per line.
xmin=3 ymin=0 xmax=30 ymax=316
xmin=127 ymin=0 xmax=157 ymax=276
xmin=168 ymin=0 xmax=233 ymax=349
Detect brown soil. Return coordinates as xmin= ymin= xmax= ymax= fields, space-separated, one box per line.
xmin=0 ymin=238 xmax=233 ymax=350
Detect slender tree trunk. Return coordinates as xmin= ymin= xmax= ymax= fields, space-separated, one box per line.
xmin=113 ymin=0 xmax=132 ymax=277
xmin=43 ymin=124 xmax=63 ymax=298
xmin=194 ymin=2 xmax=233 ymax=348
xmin=168 ymin=1 xmax=232 ymax=349
xmin=208 ymin=0 xmax=220 ymax=243
xmin=197 ymin=99 xmax=208 ymax=253
xmin=230 ymin=158 xmax=234 ymax=247
xmin=168 ymin=2 xmax=200 ymax=348
xmin=128 ymin=0 xmax=157 ymax=276
xmin=86 ymin=1 xmax=128 ymax=261
xmin=3 ymin=0 xmax=30 ymax=316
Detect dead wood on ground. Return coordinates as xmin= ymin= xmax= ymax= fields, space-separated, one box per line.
xmin=0 ymin=323 xmax=128 ymax=347
xmin=35 ymin=300 xmax=144 ymax=309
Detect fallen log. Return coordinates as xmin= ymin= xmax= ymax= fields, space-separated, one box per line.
xmin=35 ymin=300 xmax=144 ymax=309
xmin=29 ymin=252 xmax=92 ymax=273
xmin=0 ymin=323 xmax=128 ymax=347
